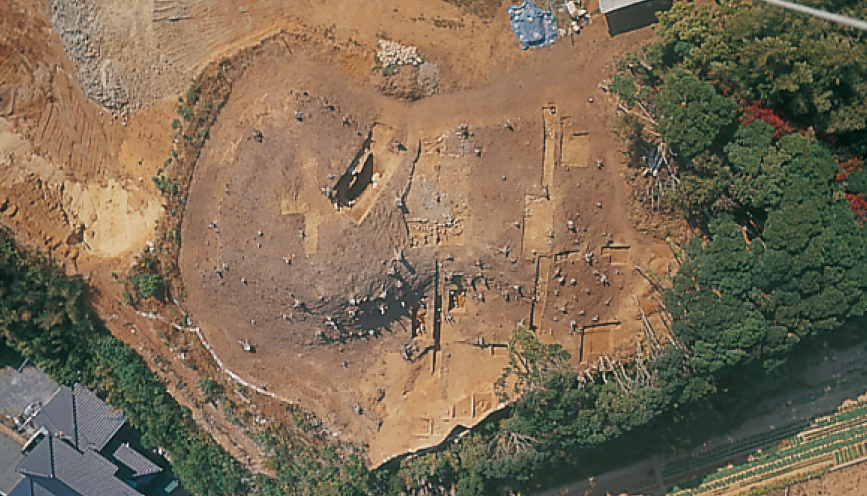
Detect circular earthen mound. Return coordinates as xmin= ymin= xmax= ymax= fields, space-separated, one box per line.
xmin=180 ymin=74 xmax=436 ymax=347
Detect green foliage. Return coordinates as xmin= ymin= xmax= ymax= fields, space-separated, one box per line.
xmin=0 ymin=232 xmax=246 ymax=495
xmin=656 ymin=68 xmax=737 ymax=158
xmin=656 ymin=0 xmax=867 ymax=136
xmin=122 ymin=291 xmax=135 ymax=307
xmin=185 ymin=83 xmax=199 ymax=106
xmin=0 ymin=238 xmax=95 ymax=384
xmin=153 ymin=174 xmax=170 ymax=193
xmin=496 ymin=325 xmax=570 ymax=401
xmin=482 ymin=327 xmax=698 ymax=489
xmin=198 ymin=377 xmax=222 ymax=403
xmin=610 ymin=74 xmax=638 ymax=106
xmin=665 ymin=173 xmax=715 ymax=217
xmin=129 ymin=273 xmax=163 ymax=299
xmin=848 ymin=168 xmax=867 ymax=195
xmin=177 ymin=105 xmax=194 ymax=122
xmin=254 ymin=420 xmax=372 ymax=496
xmin=666 ymin=135 xmax=867 ymax=374
xmin=723 ymin=121 xmax=786 ymax=210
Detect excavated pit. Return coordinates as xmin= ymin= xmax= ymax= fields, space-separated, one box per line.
xmin=3 ymin=0 xmax=674 ymax=470
xmin=176 ymin=43 xmax=664 ymax=466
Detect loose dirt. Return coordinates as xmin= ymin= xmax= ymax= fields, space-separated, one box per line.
xmin=2 ymin=0 xmax=674 ymax=469
xmin=788 ymin=464 xmax=867 ymax=496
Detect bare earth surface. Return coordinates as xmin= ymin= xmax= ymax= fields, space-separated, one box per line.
xmin=0 ymin=0 xmax=677 ymax=468
xmin=788 ymin=464 xmax=867 ymax=496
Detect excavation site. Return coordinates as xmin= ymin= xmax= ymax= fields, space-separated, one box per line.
xmin=1 ymin=0 xmax=672 ymax=468
xmin=177 ymin=42 xmax=669 ymax=463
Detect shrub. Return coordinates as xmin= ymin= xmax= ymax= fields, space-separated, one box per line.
xmin=130 ymin=273 xmax=163 ymax=299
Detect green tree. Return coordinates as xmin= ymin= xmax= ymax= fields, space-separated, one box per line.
xmin=657 ymin=0 xmax=867 ymax=137
xmin=665 ymin=173 xmax=715 ymax=217
xmin=724 ymin=121 xmax=788 ymax=210
xmin=610 ymin=74 xmax=638 ymax=106
xmin=198 ymin=377 xmax=222 ymax=403
xmin=656 ymin=68 xmax=737 ymax=158
xmin=496 ymin=325 xmax=571 ymax=401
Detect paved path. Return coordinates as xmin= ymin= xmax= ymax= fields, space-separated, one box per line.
xmin=0 ymin=364 xmax=59 ymax=417
xmin=0 ymin=431 xmax=24 ymax=495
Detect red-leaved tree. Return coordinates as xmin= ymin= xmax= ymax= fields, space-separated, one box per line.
xmin=740 ymin=101 xmax=794 ymax=139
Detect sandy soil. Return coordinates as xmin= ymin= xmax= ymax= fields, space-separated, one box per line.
xmin=788 ymin=463 xmax=867 ymax=496
xmin=1 ymin=0 xmax=674 ymax=469
xmin=0 ymin=0 xmax=173 ymax=266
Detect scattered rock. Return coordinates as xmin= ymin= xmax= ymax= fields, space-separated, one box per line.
xmin=416 ymin=62 xmax=440 ymax=97
xmin=377 ymin=40 xmax=422 ymax=67
xmin=49 ymin=0 xmax=129 ymax=113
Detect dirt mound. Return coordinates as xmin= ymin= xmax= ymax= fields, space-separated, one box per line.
xmin=373 ymin=63 xmax=440 ymax=101
xmin=176 ymin=24 xmax=671 ymax=462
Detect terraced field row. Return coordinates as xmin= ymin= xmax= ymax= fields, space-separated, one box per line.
xmin=669 ymin=402 xmax=867 ymax=496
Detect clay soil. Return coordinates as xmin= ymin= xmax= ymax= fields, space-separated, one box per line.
xmin=1 ymin=0 xmax=676 ymax=469
xmin=787 ymin=464 xmax=867 ymax=496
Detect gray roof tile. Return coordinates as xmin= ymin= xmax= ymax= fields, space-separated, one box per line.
xmin=51 ymin=437 xmax=142 ymax=496
xmin=32 ymin=389 xmax=75 ymax=446
xmin=33 ymin=386 xmax=126 ymax=453
xmin=16 ymin=436 xmax=53 ymax=478
xmin=29 ymin=476 xmax=79 ymax=496
xmin=113 ymin=443 xmax=162 ymax=477
xmin=71 ymin=385 xmax=125 ymax=452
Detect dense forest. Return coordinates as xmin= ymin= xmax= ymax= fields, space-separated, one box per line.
xmin=2 ymin=1 xmax=866 ymax=495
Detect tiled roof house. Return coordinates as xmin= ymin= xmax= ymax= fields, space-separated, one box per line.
xmin=7 ymin=385 xmax=177 ymax=496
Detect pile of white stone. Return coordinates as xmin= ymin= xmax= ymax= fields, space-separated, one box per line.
xmin=377 ymin=39 xmax=422 ymax=67
xmin=49 ymin=0 xmax=130 ymax=114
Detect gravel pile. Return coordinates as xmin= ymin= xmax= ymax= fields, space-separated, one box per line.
xmin=416 ymin=62 xmax=440 ymax=97
xmin=377 ymin=40 xmax=422 ymax=67
xmin=49 ymin=0 xmax=129 ymax=114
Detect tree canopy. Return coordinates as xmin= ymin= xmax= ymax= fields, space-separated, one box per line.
xmin=657 ymin=68 xmax=738 ymax=158
xmin=656 ymin=0 xmax=867 ymax=141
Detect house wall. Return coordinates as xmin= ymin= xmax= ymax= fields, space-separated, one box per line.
xmin=604 ymin=0 xmax=672 ymax=36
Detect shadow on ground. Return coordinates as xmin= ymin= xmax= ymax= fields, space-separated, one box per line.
xmin=0 ymin=342 xmax=22 ymax=369
xmin=528 ymin=318 xmax=867 ymax=492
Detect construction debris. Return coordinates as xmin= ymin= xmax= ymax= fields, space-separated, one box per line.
xmin=377 ymin=39 xmax=422 ymax=67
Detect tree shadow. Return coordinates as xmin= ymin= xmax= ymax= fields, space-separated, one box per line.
xmin=0 ymin=340 xmax=24 ymax=369
xmin=529 ymin=317 xmax=867 ymax=491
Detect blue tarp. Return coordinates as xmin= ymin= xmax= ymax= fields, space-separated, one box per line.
xmin=508 ymin=1 xmax=558 ymax=50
